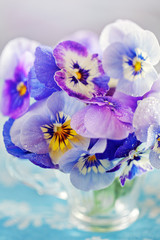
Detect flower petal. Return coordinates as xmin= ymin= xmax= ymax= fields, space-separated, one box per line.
xmin=133 ymin=97 xmax=160 ymax=142
xmin=100 ymin=19 xmax=142 ymax=51
xmin=28 ymin=67 xmax=56 ymax=100
xmin=20 ymin=115 xmax=50 ymax=154
xmin=53 ymin=41 xmax=106 ymax=100
xmin=120 ymin=153 xmax=152 ymax=186
xmin=34 ymin=46 xmax=61 ymax=89
xmin=149 ymin=149 xmax=160 ymax=169
xmin=102 ymin=42 xmax=125 ymax=79
xmin=84 ymin=105 xmax=133 ymax=139
xmin=89 ymin=139 xmax=107 ymax=154
xmin=71 ymin=105 xmax=98 ymax=138
xmin=59 ymin=148 xmax=85 ymax=173
xmin=0 ymin=38 xmax=38 ymax=81
xmin=53 ymin=40 xmax=88 ymax=69
xmin=3 ymin=118 xmax=56 ymax=168
xmin=125 ymin=30 xmax=160 ymax=65
xmin=115 ymin=133 xmax=140 ymax=158
xmin=70 ymin=162 xmax=115 ymax=191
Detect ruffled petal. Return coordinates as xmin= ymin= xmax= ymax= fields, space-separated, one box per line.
xmin=20 ymin=115 xmax=50 ymax=154
xmin=125 ymin=30 xmax=160 ymax=65
xmin=10 ymin=99 xmax=51 ymax=151
xmin=59 ymin=148 xmax=85 ymax=173
xmin=71 ymin=105 xmax=98 ymax=138
xmin=102 ymin=42 xmax=126 ymax=79
xmin=133 ymin=97 xmax=160 ymax=142
xmin=28 ymin=67 xmax=56 ymax=100
xmin=70 ymin=162 xmax=115 ymax=191
xmin=113 ymin=91 xmax=141 ymax=112
xmin=100 ymin=19 xmax=142 ymax=51
xmin=53 ymin=41 xmax=106 ymax=100
xmin=3 ymin=118 xmax=56 ymax=168
xmin=84 ymin=105 xmax=133 ymax=139
xmin=34 ymin=46 xmax=61 ymax=89
xmin=0 ymin=38 xmax=38 ymax=81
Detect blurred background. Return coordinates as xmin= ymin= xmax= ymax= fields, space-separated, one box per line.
xmin=0 ymin=0 xmax=160 ymax=52
xmin=1 ymin=1 xmax=160 ymax=238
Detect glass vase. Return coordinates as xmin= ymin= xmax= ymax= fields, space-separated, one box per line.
xmin=6 ymin=155 xmax=141 ymax=232
xmin=55 ymin=171 xmax=141 ymax=232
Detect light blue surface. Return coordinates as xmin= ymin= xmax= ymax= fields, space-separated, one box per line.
xmin=0 ymin=158 xmax=160 ymax=240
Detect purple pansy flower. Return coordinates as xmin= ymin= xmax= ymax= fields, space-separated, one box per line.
xmin=10 ymin=91 xmax=90 ymax=165
xmin=71 ymin=95 xmax=134 ymax=140
xmin=28 ymin=46 xmax=61 ymax=100
xmin=133 ymin=97 xmax=160 ymax=169
xmin=59 ymin=139 xmax=115 ymax=191
xmin=0 ymin=38 xmax=38 ymax=119
xmin=102 ymin=21 xmax=160 ymax=96
xmin=107 ymin=133 xmax=153 ymax=186
xmin=53 ymin=41 xmax=109 ymax=100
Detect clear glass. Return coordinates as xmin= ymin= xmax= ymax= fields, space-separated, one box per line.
xmin=6 ymin=156 xmax=67 ymax=199
xmin=55 ymin=172 xmax=141 ymax=232
xmin=5 ymin=155 xmax=141 ymax=232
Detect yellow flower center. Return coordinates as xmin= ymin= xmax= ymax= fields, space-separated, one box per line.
xmin=41 ymin=112 xmax=88 ymax=164
xmin=52 ymin=120 xmax=77 ymax=151
xmin=76 ymin=71 xmax=82 ymax=80
xmin=17 ymin=82 xmax=27 ymax=96
xmin=88 ymin=154 xmax=96 ymax=163
xmin=41 ymin=119 xmax=77 ymax=152
xmin=134 ymin=61 xmax=141 ymax=72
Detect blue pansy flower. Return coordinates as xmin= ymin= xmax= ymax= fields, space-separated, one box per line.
xmin=107 ymin=133 xmax=153 ymax=186
xmin=9 ymin=91 xmax=90 ymax=165
xmin=59 ymin=139 xmax=116 ymax=191
xmin=102 ymin=21 xmax=160 ymax=96
xmin=28 ymin=46 xmax=61 ymax=100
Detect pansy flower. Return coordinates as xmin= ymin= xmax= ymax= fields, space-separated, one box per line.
xmin=10 ymin=91 xmax=89 ymax=164
xmin=59 ymin=139 xmax=115 ymax=191
xmin=28 ymin=46 xmax=61 ymax=100
xmin=0 ymin=38 xmax=38 ymax=118
xmin=133 ymin=97 xmax=160 ymax=169
xmin=107 ymin=133 xmax=153 ymax=186
xmin=53 ymin=41 xmax=109 ymax=100
xmin=102 ymin=21 xmax=160 ymax=96
xmin=71 ymin=95 xmax=134 ymax=140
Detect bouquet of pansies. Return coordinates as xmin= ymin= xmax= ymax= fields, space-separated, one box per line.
xmin=1 ymin=19 xmax=160 ymax=191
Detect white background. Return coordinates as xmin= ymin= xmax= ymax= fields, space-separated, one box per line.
xmin=0 ymin=0 xmax=160 ymax=52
